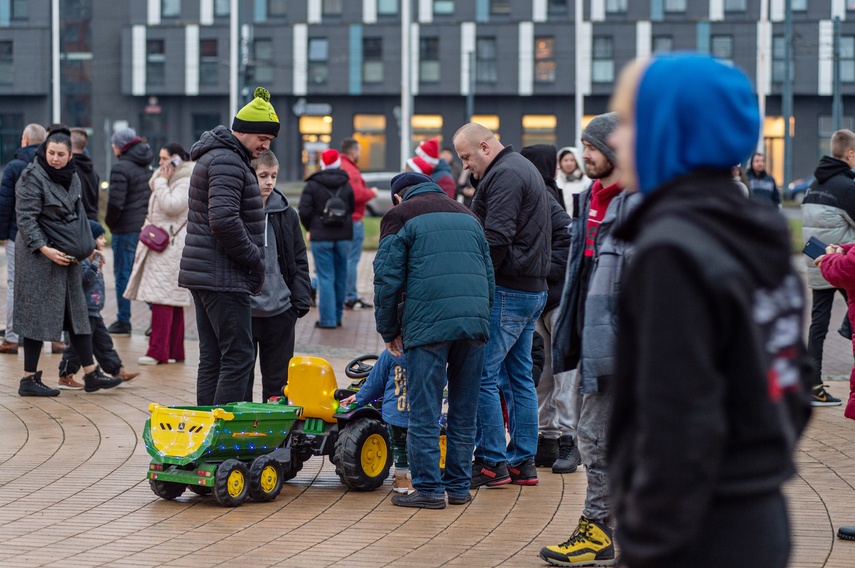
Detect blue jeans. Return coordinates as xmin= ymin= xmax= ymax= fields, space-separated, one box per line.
xmin=475 ymin=286 xmax=546 ymax=465
xmin=311 ymin=239 xmax=349 ymax=327
xmin=407 ymin=339 xmax=485 ymax=500
xmin=111 ymin=232 xmax=139 ymax=323
xmin=345 ymin=220 xmax=364 ymax=304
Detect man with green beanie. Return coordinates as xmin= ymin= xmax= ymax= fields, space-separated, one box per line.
xmin=179 ymin=87 xmax=280 ymax=405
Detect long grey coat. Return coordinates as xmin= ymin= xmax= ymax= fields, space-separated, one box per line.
xmin=14 ymin=160 xmax=90 ymax=341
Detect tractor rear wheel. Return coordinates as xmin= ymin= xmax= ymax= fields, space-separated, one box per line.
xmin=188 ymin=485 xmax=212 ymax=497
xmin=334 ymin=418 xmax=392 ymax=491
xmin=212 ymin=459 xmax=250 ymax=507
xmin=249 ymin=455 xmax=284 ymax=502
xmin=150 ymin=479 xmax=186 ymax=500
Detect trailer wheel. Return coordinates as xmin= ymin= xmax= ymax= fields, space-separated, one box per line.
xmin=249 ymin=455 xmax=284 ymax=502
xmin=188 ymin=485 xmax=212 ymax=497
xmin=334 ymin=418 xmax=392 ymax=491
xmin=150 ymin=479 xmax=186 ymax=500
xmin=213 ymin=459 xmax=250 ymax=507
xmin=282 ymin=453 xmax=305 ymax=481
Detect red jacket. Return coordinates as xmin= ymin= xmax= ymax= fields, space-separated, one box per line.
xmin=341 ymin=155 xmax=374 ymax=222
xmin=819 ymin=242 xmax=855 ymax=420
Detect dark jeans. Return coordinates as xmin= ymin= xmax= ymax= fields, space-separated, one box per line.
xmin=59 ymin=316 xmax=122 ymax=376
xmin=192 ymin=289 xmax=254 ymax=406
xmin=111 ymin=232 xmax=139 ymax=323
xmin=807 ymin=288 xmax=849 ymax=386
xmin=244 ymin=307 xmax=298 ymax=402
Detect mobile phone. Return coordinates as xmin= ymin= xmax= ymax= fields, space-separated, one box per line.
xmin=803 ymin=236 xmax=828 ymax=260
xmin=170 ymin=156 xmax=181 ymax=167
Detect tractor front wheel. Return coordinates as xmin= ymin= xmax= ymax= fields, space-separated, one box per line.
xmin=213 ymin=459 xmax=250 ymax=507
xmin=150 ymin=479 xmax=186 ymax=500
xmin=249 ymin=455 xmax=284 ymax=502
xmin=334 ymin=418 xmax=392 ymax=491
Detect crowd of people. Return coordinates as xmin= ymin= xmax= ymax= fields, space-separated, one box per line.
xmin=5 ymin=51 xmax=855 ymax=566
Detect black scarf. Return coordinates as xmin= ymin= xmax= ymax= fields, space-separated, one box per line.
xmin=35 ymin=143 xmax=76 ymax=189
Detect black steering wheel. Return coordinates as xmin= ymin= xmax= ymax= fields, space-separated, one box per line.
xmin=345 ymin=354 xmax=379 ymax=379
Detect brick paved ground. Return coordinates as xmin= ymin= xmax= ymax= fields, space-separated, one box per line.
xmin=0 ymin=246 xmax=854 ymax=567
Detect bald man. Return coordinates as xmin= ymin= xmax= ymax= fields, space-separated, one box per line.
xmin=453 ymin=123 xmax=552 ymax=487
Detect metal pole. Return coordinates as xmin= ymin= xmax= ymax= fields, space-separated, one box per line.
xmin=574 ymin=0 xmax=584 ymax=144
xmin=400 ymin=0 xmax=412 ymax=169
xmin=757 ymin=0 xmax=769 ymax=152
xmin=51 ymin=0 xmax=60 ymax=123
xmin=833 ymin=16 xmax=842 ymax=131
xmin=229 ymin=0 xmax=239 ymax=122
xmin=782 ymin=0 xmax=793 ymax=188
xmin=466 ymin=50 xmax=474 ymax=121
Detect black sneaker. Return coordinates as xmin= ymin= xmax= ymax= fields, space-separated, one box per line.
xmin=812 ymin=384 xmax=843 ymax=407
xmin=535 ymin=434 xmax=559 ymax=467
xmin=838 ymin=525 xmax=855 ymax=540
xmin=345 ymin=298 xmax=373 ymax=309
xmin=471 ymin=458 xmax=511 ymax=488
xmin=553 ymin=433 xmax=582 ymax=474
xmin=19 ymin=371 xmax=60 ymax=397
xmin=448 ymin=492 xmax=472 ymax=505
xmin=508 ymin=459 xmax=538 ymax=485
xmin=107 ymin=320 xmax=131 ymax=336
xmin=83 ymin=366 xmax=123 ymax=392
xmin=391 ymin=490 xmax=446 ymax=509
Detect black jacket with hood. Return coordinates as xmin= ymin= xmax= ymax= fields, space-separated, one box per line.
xmin=178 ymin=125 xmax=265 ymax=294
xmin=73 ymin=152 xmax=100 ymax=221
xmin=470 ymin=146 xmax=551 ymax=292
xmin=0 ymin=143 xmax=38 ymax=240
xmin=265 ymin=188 xmax=312 ymax=317
xmin=298 ymin=168 xmax=354 ymax=241
xmin=105 ymin=140 xmax=154 ymax=233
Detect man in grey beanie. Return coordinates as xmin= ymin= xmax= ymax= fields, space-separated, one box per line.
xmin=542 ymin=111 xmax=640 ymax=565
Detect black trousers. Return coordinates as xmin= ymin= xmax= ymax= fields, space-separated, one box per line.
xmin=244 ymin=307 xmax=298 ymax=402
xmin=59 ymin=316 xmax=122 ymax=376
xmin=807 ymin=287 xmax=849 ymax=386
xmin=192 ymin=289 xmax=254 ymax=406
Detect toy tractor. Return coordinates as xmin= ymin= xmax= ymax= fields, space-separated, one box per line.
xmin=143 ymin=356 xmax=392 ymax=507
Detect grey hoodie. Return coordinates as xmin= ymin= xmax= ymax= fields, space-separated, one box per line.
xmin=250 ymin=190 xmax=292 ymax=317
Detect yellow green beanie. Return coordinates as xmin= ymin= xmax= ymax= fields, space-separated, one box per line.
xmin=232 ymin=87 xmax=280 ymax=136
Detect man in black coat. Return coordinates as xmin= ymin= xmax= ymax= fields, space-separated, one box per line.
xmin=105 ymin=127 xmax=153 ymax=336
xmin=178 ymin=86 xmax=277 ymax=406
xmin=70 ymin=128 xmax=100 ymax=221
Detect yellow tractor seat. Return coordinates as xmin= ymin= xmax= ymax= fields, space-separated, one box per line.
xmin=283 ymin=356 xmax=341 ymax=423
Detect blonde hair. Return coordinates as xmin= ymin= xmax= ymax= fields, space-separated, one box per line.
xmin=831 ymin=129 xmax=855 ymax=159
xmin=251 ymin=148 xmax=279 ymax=170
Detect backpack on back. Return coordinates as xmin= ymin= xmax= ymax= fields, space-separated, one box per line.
xmin=321 ymin=186 xmax=349 ymax=227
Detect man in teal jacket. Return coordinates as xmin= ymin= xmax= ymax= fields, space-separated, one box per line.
xmin=373 ymin=172 xmax=494 ymax=509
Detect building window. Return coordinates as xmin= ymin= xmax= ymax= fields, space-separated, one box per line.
xmin=711 ymin=35 xmax=733 ymax=66
xmin=664 ymin=0 xmax=686 ymax=11
xmin=193 ymin=113 xmax=220 ymax=144
xmin=842 ymin=36 xmax=855 ymax=83
xmin=522 ymin=115 xmax=557 ymax=147
xmin=0 ymin=42 xmax=12 ymax=83
xmin=308 ymin=38 xmax=328 ymax=84
xmin=724 ymin=0 xmax=746 ymax=10
xmin=420 ymin=37 xmax=440 ymax=83
xmin=146 ymin=39 xmax=165 ymax=85
xmin=792 ymin=0 xmax=807 ymax=10
xmin=472 ymin=115 xmax=500 ymax=138
xmin=268 ymin=0 xmax=287 ymax=17
xmin=0 ymin=113 xmax=23 ymax=165
xmin=535 ymin=36 xmax=556 ymax=83
xmin=548 ymin=0 xmax=567 ymax=14
xmin=606 ymin=0 xmax=627 ymax=13
xmin=353 ymin=114 xmax=387 ymax=171
xmin=652 ymin=36 xmax=673 ymax=53
xmin=323 ymin=0 xmax=342 ymax=15
xmin=772 ymin=35 xmax=786 ymax=83
xmin=378 ymin=0 xmax=398 ymax=15
xmin=476 ymin=37 xmax=497 ymax=83
xmin=253 ymin=39 xmax=274 ymax=83
xmin=162 ymin=0 xmax=180 ymax=18
xmin=200 ymin=39 xmax=218 ymax=85
xmin=300 ymin=115 xmax=333 ymax=178
xmin=214 ymin=0 xmax=230 ymax=16
xmin=412 ymin=115 xmax=442 ymax=154
xmin=592 ymin=37 xmax=614 ymax=83
xmin=10 ymin=0 xmax=28 ymax=19
xmin=819 ymin=115 xmax=855 ymax=157
xmin=363 ymin=37 xmax=383 ymax=83
xmin=490 ymin=0 xmax=511 ymax=15
xmin=434 ymin=0 xmax=454 ymax=15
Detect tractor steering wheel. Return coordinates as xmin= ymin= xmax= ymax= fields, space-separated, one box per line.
xmin=345 ymin=354 xmax=379 ymax=379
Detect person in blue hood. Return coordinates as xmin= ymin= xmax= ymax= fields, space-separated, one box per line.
xmin=601 ymin=54 xmax=812 ymax=568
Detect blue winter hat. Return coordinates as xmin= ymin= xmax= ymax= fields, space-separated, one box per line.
xmin=88 ymin=220 xmax=105 ymax=239
xmin=391 ymin=172 xmax=432 ymax=197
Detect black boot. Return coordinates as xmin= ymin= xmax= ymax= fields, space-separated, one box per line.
xmin=83 ymin=366 xmax=123 ymax=392
xmin=535 ymin=434 xmax=559 ymax=467
xmin=552 ymin=433 xmax=582 ymax=474
xmin=19 ymin=370 xmax=60 ymax=397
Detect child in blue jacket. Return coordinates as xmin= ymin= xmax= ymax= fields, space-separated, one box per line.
xmin=341 ymin=349 xmax=410 ymax=493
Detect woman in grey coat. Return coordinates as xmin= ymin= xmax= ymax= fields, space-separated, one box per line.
xmin=14 ymin=129 xmax=123 ymax=396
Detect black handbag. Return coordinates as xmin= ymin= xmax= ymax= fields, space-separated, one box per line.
xmin=39 ymin=205 xmax=96 ymax=260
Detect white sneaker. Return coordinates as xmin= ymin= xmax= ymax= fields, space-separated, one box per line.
xmin=138 ymin=356 xmax=160 ymax=365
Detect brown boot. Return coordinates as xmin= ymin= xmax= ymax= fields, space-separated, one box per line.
xmin=0 ymin=339 xmax=19 ymax=353
xmin=113 ymin=368 xmax=140 ymax=383
xmin=51 ymin=341 xmax=66 ymax=354
xmin=58 ymin=374 xmax=84 ymax=390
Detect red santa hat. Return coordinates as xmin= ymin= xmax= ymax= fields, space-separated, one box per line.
xmin=320 ymin=149 xmax=341 ymax=170
xmin=415 ymin=138 xmax=440 ymax=165
xmin=407 ymin=156 xmax=434 ymax=176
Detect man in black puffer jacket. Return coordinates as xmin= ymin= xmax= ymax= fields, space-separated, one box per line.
xmin=453 ymin=122 xmax=551 ymax=488
xmin=105 ymin=127 xmax=153 ymax=336
xmin=179 ymin=87 xmax=277 ymax=406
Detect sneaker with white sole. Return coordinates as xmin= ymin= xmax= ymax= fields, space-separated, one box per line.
xmin=812 ymin=384 xmax=842 ymax=406
xmin=138 ymin=356 xmax=161 ymax=365
xmin=392 ymin=471 xmax=414 ymax=494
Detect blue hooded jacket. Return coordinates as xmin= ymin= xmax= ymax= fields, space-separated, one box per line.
xmin=634 ymin=53 xmax=760 ymax=195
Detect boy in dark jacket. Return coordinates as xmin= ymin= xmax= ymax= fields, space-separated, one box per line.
xmin=244 ymin=150 xmax=312 ymax=402
xmin=58 ymin=221 xmax=139 ymax=389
